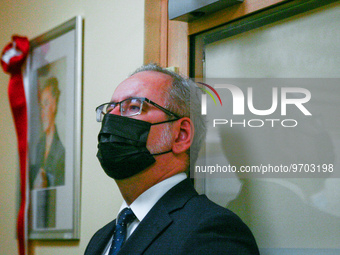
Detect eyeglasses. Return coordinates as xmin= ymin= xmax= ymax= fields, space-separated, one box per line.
xmin=95 ymin=97 xmax=181 ymax=122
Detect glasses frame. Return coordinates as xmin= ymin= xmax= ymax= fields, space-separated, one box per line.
xmin=95 ymin=97 xmax=181 ymax=122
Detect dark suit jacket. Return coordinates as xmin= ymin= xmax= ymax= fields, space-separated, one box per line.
xmin=85 ymin=178 xmax=259 ymax=255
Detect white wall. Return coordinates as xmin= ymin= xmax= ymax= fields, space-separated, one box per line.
xmin=0 ymin=0 xmax=145 ymax=254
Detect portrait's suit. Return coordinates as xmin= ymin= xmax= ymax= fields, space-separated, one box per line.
xmin=30 ymin=127 xmax=65 ymax=188
xmin=85 ymin=178 xmax=259 ymax=255
xmin=29 ymin=127 xmax=65 ymax=228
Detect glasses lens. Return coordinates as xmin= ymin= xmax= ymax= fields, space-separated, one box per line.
xmin=96 ymin=103 xmax=115 ymax=122
xmin=96 ymin=105 xmax=104 ymax=122
xmin=121 ymin=98 xmax=143 ymax=116
xmin=105 ymin=103 xmax=115 ymax=114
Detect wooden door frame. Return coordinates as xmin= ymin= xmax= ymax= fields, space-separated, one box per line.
xmin=144 ymin=0 xmax=290 ymax=76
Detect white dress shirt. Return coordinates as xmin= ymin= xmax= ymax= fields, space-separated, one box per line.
xmin=103 ymin=173 xmax=187 ymax=255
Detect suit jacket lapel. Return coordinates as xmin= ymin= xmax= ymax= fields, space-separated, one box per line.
xmin=86 ymin=219 xmax=116 ymax=255
xmin=119 ymin=202 xmax=172 ymax=254
xmin=119 ymin=178 xmax=198 ymax=254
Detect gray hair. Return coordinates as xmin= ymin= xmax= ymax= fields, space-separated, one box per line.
xmin=131 ymin=63 xmax=206 ymax=171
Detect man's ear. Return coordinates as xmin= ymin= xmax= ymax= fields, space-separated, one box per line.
xmin=172 ymin=117 xmax=193 ymax=154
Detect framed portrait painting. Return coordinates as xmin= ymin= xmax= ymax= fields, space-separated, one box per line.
xmin=24 ymin=16 xmax=83 ymax=240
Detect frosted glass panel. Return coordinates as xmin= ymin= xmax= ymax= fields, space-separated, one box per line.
xmin=205 ymin=3 xmax=340 ymax=78
xmin=202 ymin=2 xmax=340 ymax=252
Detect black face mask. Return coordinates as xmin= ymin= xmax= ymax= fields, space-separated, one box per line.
xmin=97 ymin=114 xmax=178 ymax=180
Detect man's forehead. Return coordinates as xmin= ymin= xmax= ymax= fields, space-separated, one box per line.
xmin=111 ymin=71 xmax=172 ymax=101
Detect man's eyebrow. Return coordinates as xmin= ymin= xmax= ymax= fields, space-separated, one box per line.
xmin=110 ymin=96 xmax=140 ymax=103
xmin=109 ymin=97 xmax=127 ymax=103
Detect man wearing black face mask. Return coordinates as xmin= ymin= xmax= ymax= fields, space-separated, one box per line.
xmin=85 ymin=64 xmax=259 ymax=255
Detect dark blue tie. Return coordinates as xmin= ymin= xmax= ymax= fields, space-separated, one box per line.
xmin=109 ymin=208 xmax=136 ymax=255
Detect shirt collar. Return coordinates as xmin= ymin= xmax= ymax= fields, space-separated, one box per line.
xmin=117 ymin=172 xmax=187 ymax=222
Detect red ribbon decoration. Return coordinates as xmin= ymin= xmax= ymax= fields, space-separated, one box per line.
xmin=1 ymin=35 xmax=30 ymax=255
